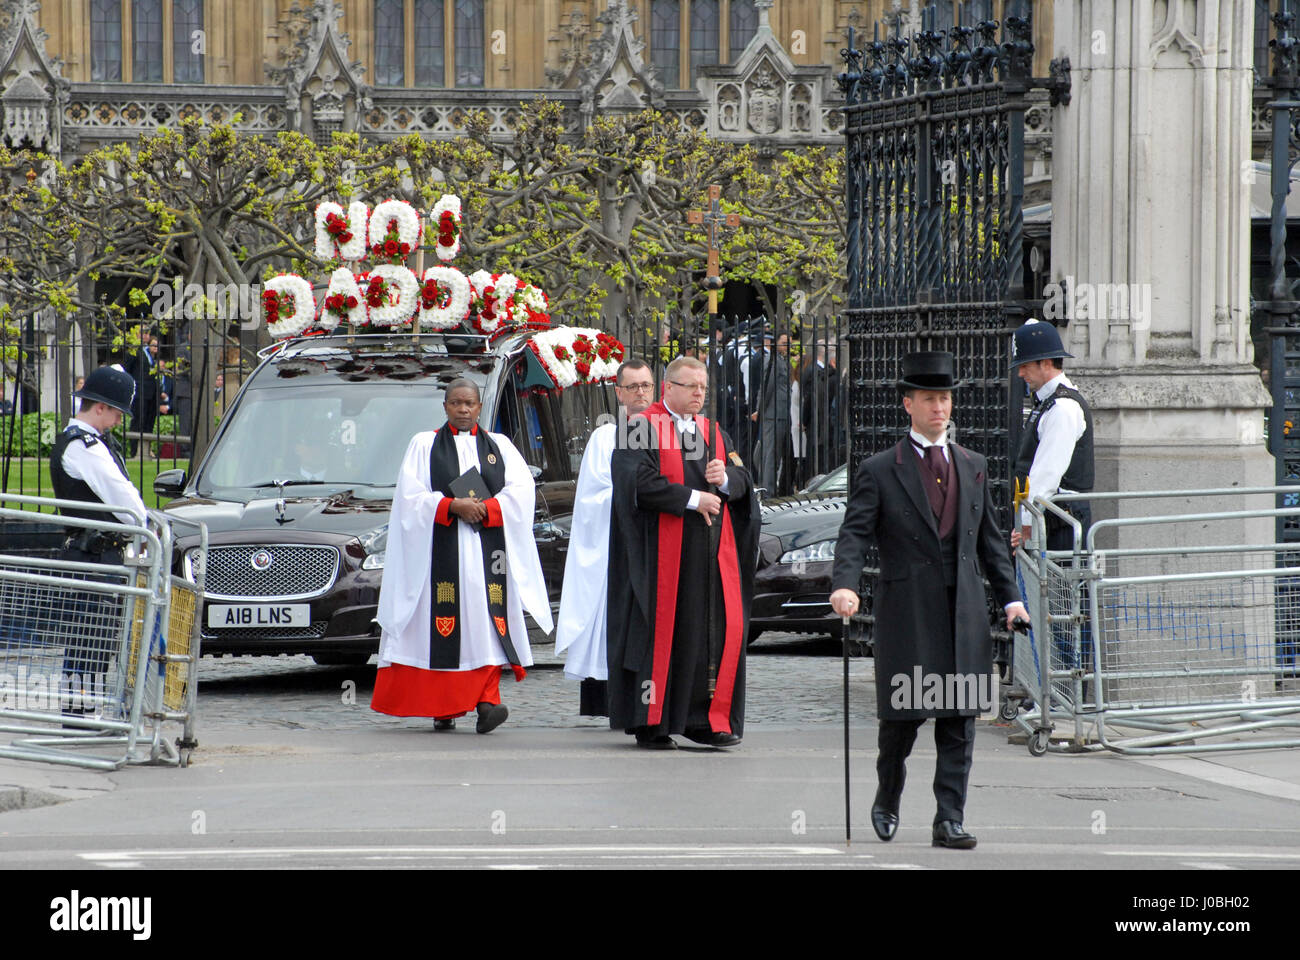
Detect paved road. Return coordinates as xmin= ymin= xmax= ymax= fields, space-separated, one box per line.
xmin=195 ymin=631 xmax=865 ymax=730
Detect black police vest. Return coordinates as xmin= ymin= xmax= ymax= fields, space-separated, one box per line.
xmin=49 ymin=425 xmax=129 ymax=524
xmin=1014 ymin=383 xmax=1095 ymax=494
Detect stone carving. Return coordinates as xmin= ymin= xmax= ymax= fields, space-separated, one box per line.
xmin=266 ymin=0 xmax=371 ymax=137
xmin=0 ymin=0 xmax=67 ymax=152
xmin=546 ymin=7 xmax=592 ymax=89
xmin=746 ymin=63 xmax=781 ymax=135
xmin=575 ymin=0 xmax=664 ymax=123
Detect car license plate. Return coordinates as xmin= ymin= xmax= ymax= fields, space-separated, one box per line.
xmin=207 ymin=604 xmax=310 ymax=628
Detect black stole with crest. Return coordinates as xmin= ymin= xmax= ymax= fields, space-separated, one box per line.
xmin=427 ymin=426 xmax=515 ymax=669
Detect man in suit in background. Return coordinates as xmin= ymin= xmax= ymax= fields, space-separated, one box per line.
xmin=830 ymin=351 xmax=1028 ymax=849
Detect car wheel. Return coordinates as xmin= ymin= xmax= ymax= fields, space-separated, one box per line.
xmin=310 ymin=652 xmax=374 ymax=666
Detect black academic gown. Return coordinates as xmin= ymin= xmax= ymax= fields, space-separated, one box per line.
xmin=606 ymin=407 xmax=760 ymax=737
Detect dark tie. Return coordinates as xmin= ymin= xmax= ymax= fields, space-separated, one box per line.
xmin=925 ymin=444 xmax=950 ymax=486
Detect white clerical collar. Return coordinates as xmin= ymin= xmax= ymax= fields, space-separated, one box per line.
xmin=1035 ymin=372 xmax=1072 ymax=403
xmin=661 ymin=399 xmax=696 ymax=433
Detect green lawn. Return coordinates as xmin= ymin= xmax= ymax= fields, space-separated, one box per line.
xmin=0 ymin=457 xmax=188 ymax=513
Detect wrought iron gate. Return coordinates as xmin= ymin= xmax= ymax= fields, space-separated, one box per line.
xmin=1263 ymin=4 xmax=1300 ymax=544
xmin=838 ymin=14 xmax=1040 ymax=525
xmin=837 ymin=9 xmax=1069 ymax=636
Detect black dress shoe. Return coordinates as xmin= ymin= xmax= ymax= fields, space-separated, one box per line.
xmin=635 ymin=734 xmax=677 ymax=749
xmin=683 ymin=729 xmax=742 ymax=747
xmin=871 ymin=806 xmax=899 ymax=842
xmin=433 ymin=718 xmax=456 ymax=732
xmin=932 ymin=820 xmax=977 ymax=849
xmin=475 ymin=702 xmax=508 ymax=734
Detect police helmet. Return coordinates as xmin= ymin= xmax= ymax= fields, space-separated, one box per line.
xmin=75 ymin=364 xmax=136 ymax=415
xmin=1010 ymin=318 xmax=1073 ymax=370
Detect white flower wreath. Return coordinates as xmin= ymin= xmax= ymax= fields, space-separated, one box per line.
xmin=430 ymin=194 xmax=462 ymax=262
xmin=418 ymin=265 xmax=472 ymax=330
xmin=368 ymin=199 xmax=422 ymax=257
xmin=317 ymin=268 xmax=366 ymax=331
xmin=314 ymin=201 xmax=368 ymax=262
xmin=366 ymin=264 xmax=420 ymax=327
xmin=264 ymin=274 xmax=318 ymax=338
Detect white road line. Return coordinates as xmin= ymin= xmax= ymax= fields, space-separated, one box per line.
xmin=1181 ymin=862 xmax=1238 ymax=870
xmin=1103 ymin=851 xmax=1300 ymax=860
xmin=1131 ymin=756 xmax=1300 ymax=803
xmin=78 ymin=844 xmax=850 ymax=863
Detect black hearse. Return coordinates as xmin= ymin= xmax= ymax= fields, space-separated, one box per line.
xmin=157 ymin=331 xmax=613 ymax=664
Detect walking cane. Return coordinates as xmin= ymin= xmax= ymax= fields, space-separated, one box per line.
xmin=842 ymin=612 xmax=852 ymax=846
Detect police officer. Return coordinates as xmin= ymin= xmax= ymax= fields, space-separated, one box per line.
xmin=50 ymin=365 xmax=148 ymax=715
xmin=1009 ymin=319 xmax=1094 ymax=551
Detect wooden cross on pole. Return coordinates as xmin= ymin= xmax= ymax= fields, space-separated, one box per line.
xmin=687 ymin=184 xmax=740 ymax=315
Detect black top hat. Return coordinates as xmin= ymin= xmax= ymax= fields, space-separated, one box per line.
xmin=897 ymin=351 xmax=963 ymax=392
xmin=1010 ymin=318 xmax=1073 ymax=370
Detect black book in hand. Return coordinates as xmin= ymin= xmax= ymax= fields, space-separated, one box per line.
xmin=449 ymin=466 xmax=488 ymax=501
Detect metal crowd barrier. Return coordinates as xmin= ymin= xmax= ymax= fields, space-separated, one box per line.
xmin=0 ymin=494 xmax=207 ymax=770
xmin=1008 ymin=486 xmax=1300 ymax=757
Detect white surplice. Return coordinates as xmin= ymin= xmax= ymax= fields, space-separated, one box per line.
xmin=554 ymin=422 xmax=615 ymax=681
xmin=377 ymin=429 xmax=553 ymax=671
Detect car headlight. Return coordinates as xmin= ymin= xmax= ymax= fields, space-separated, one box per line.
xmin=779 ymin=539 xmax=836 ymax=564
xmin=185 ymin=548 xmax=205 ymax=581
xmin=359 ymin=524 xmax=388 ymax=570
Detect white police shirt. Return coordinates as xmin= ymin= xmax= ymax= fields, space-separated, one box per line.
xmin=61 ymin=418 xmax=148 ymax=525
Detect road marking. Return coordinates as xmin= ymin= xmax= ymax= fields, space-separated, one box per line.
xmin=1181 ymin=861 xmax=1237 ymax=870
xmin=1103 ymin=851 xmax=1300 ymax=860
xmin=1132 ymin=756 xmax=1300 ymax=803
xmin=79 ymin=844 xmax=850 ymax=863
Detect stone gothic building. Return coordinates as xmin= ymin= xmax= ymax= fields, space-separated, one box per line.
xmin=0 ymin=0 xmax=1055 ymax=160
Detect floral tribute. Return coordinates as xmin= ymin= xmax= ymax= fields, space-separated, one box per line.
xmin=263 ymin=274 xmax=317 ymax=338
xmin=430 ymin=195 xmax=462 ymax=262
xmin=314 ymin=201 xmax=368 ymax=261
xmin=317 ymin=268 xmax=365 ymax=330
xmin=418 ymin=265 xmax=473 ymax=330
xmin=275 ymin=194 xmax=552 ymax=343
xmin=367 ymin=199 xmax=421 ymax=265
xmin=466 ymin=271 xmax=552 ymax=339
xmin=527 ymin=327 xmax=626 ymax=388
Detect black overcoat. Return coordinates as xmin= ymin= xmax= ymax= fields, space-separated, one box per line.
xmin=830 ymin=440 xmax=1019 ymax=719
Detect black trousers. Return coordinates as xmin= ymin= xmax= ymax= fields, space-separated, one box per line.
xmin=875 ymin=715 xmax=976 ymax=825
xmin=874 ymin=581 xmax=975 ymax=825
xmin=58 ymin=546 xmax=125 ymax=696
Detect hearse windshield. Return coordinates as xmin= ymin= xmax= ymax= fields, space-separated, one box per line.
xmin=197 ymin=377 xmax=486 ymax=498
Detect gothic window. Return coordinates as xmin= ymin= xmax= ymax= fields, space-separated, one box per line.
xmin=374 ymin=0 xmax=405 ymax=85
xmin=652 ymin=0 xmax=681 ymax=88
xmin=132 ymin=0 xmax=163 ymax=83
xmin=414 ymin=0 xmax=445 ymax=87
xmin=729 ymin=0 xmax=757 ymax=60
xmin=690 ymin=0 xmax=719 ymax=82
xmin=91 ymin=0 xmax=123 ymax=81
xmin=960 ymin=0 xmax=994 ymax=23
xmin=172 ymin=0 xmax=203 ymax=83
xmin=454 ymin=0 xmax=484 ymax=87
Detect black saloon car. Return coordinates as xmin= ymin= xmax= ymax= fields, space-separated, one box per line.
xmin=749 ymin=464 xmax=871 ymax=647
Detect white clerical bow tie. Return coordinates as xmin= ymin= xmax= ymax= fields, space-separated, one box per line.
xmin=675 ymin=418 xmax=696 ymax=435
